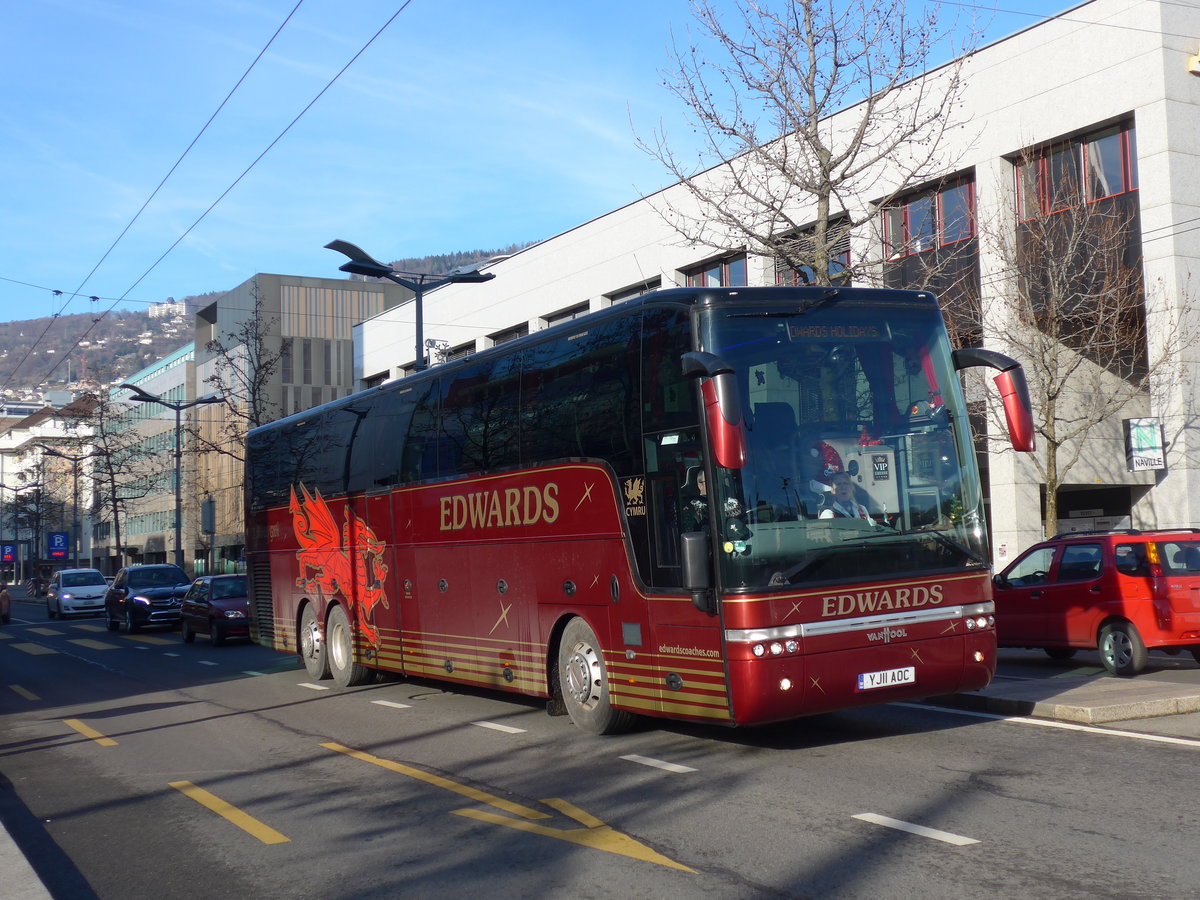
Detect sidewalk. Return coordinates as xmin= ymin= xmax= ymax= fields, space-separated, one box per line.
xmin=935 ymin=671 xmax=1200 ymax=725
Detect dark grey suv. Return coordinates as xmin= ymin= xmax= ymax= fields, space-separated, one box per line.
xmin=104 ymin=564 xmax=191 ymax=633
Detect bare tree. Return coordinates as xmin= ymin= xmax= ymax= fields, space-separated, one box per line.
xmin=975 ymin=172 xmax=1191 ymax=536
xmin=194 ymin=280 xmax=289 ymax=464
xmin=641 ymin=0 xmax=979 ymax=284
xmin=85 ymin=391 xmax=159 ymax=571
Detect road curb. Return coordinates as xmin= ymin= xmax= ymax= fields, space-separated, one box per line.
xmin=938 ymin=677 xmax=1200 ymax=724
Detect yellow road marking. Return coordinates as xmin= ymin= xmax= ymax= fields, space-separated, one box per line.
xmin=322 ymin=743 xmax=549 ymax=820
xmin=29 ymin=627 xmax=62 ymax=636
xmin=169 ymin=781 xmax=290 ymax=845
xmin=64 ymin=719 xmax=117 ymax=747
xmin=324 ymin=743 xmax=693 ymax=872
xmin=9 ymin=684 xmax=39 ymax=700
xmin=11 ymin=643 xmax=56 ymax=655
xmin=125 ymin=634 xmax=175 ymax=645
xmin=0 ymin=632 xmax=13 ymax=640
xmin=73 ymin=624 xmax=108 ymax=632
xmin=70 ymin=639 xmax=120 ymax=650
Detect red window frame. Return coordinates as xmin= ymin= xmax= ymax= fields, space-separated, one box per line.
xmin=883 ymin=179 xmax=977 ymax=259
xmin=1016 ymin=123 xmax=1137 ymax=221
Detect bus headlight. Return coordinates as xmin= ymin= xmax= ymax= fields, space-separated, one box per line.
xmin=752 ymin=644 xmax=766 ymax=657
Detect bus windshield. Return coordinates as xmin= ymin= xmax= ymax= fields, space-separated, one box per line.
xmin=698 ymin=299 xmax=987 ymax=590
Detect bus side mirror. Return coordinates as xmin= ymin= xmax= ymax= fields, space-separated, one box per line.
xmin=953 ymin=348 xmax=1036 ymax=452
xmin=681 ymin=531 xmax=716 ymax=616
xmin=682 ymin=351 xmax=746 ymax=469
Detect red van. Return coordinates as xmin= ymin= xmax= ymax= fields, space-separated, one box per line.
xmin=993 ymin=529 xmax=1200 ymax=675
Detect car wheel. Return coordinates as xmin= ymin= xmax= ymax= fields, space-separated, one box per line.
xmin=298 ymin=604 xmax=329 ymax=680
xmin=181 ymin=619 xmax=195 ymax=643
xmin=105 ymin=608 xmax=119 ymax=631
xmin=1044 ymin=647 xmax=1077 ymax=660
xmin=557 ymin=616 xmax=635 ymax=735
xmin=46 ymin=599 xmax=56 ymax=620
xmin=1099 ymin=621 xmax=1147 ymax=676
xmin=326 ymin=605 xmax=371 ymax=688
xmin=124 ymin=609 xmax=141 ymax=635
xmin=210 ymin=621 xmax=225 ymax=647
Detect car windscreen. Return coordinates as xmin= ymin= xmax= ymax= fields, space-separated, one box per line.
xmin=128 ymin=567 xmax=189 ymax=587
xmin=62 ymin=572 xmax=106 ymax=587
xmin=211 ymin=577 xmax=247 ymax=599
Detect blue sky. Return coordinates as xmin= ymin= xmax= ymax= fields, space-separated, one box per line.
xmin=1 ymin=0 xmax=1065 ymax=324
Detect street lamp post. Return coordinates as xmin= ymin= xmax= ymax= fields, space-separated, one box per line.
xmin=118 ymin=384 xmax=220 ymax=570
xmin=324 ymin=240 xmax=495 ymax=372
xmin=41 ymin=447 xmax=92 ymax=569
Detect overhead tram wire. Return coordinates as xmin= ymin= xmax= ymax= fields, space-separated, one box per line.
xmin=0 ymin=0 xmax=307 ymax=399
xmin=28 ymin=2 xmax=416 ymax=393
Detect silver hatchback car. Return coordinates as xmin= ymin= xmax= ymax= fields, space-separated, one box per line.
xmin=46 ymin=568 xmax=109 ymax=618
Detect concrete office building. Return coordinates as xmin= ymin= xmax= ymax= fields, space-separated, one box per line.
xmin=356 ymin=0 xmax=1200 ymax=565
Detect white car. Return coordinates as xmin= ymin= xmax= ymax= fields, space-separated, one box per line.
xmin=46 ymin=568 xmax=109 ymax=618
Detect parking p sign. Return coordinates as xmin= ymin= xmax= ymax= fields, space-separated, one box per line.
xmin=48 ymin=532 xmax=69 ymax=560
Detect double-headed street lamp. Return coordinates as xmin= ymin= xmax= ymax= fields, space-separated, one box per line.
xmin=119 ymin=384 xmax=220 ymax=570
xmin=324 ymin=240 xmax=495 ymax=372
xmin=41 ymin=447 xmax=94 ymax=569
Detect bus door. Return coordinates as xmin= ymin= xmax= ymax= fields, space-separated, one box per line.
xmin=344 ymin=491 xmax=400 ymax=672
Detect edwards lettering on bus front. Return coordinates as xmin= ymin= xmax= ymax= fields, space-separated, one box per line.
xmin=439 ymin=483 xmax=561 ymax=531
xmin=820 ymin=583 xmax=944 ymax=617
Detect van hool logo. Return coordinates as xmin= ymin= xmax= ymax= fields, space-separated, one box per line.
xmin=439 ymin=483 xmax=560 ymax=531
xmin=820 ymin=584 xmax=944 ymax=618
xmin=867 ymin=627 xmax=908 ymax=644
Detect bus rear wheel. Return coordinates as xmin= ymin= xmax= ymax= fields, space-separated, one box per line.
xmin=327 ymin=605 xmax=372 ymax=688
xmin=558 ymin=617 xmax=634 ymax=735
xmin=299 ymin=604 xmax=329 ymax=680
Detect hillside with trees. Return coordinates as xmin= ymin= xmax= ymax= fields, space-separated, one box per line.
xmin=0 ymin=246 xmax=531 ymax=394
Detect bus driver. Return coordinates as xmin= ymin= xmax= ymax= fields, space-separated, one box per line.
xmin=819 ymin=471 xmax=872 ymax=521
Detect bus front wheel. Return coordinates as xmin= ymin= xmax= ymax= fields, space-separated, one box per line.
xmin=299 ymin=604 xmax=329 ymax=680
xmin=558 ymin=617 xmax=634 ymax=735
xmin=327 ymin=604 xmax=372 ymax=688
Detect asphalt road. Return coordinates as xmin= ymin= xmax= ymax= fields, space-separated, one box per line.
xmin=3 ymin=593 xmax=1200 ymax=899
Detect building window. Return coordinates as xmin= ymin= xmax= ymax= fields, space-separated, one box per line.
xmin=446 ymin=342 xmax=475 ymax=362
xmin=685 ymin=254 xmax=747 ymax=288
xmin=775 ymin=225 xmax=851 ymax=285
xmin=543 ymin=301 xmax=590 ymax=327
xmin=489 ymin=323 xmax=529 ymax=346
xmin=606 ymin=278 xmax=661 ymax=304
xmin=1015 ymin=122 xmax=1138 ymax=220
xmin=883 ymin=178 xmax=976 ymax=257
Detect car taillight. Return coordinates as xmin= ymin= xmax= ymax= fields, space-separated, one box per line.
xmin=1146 ymin=543 xmax=1164 ymax=577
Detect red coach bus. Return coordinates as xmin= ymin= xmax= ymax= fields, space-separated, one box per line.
xmin=245 ymin=286 xmax=1033 ymax=733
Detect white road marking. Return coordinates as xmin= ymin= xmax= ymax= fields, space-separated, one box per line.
xmin=853 ymin=812 xmax=979 ymax=846
xmin=298 ymin=682 xmax=329 ymax=691
xmin=471 ymin=721 xmax=525 ymax=734
xmin=619 ymin=754 xmax=698 ymax=774
xmin=163 ymin=652 xmax=180 ymax=658
xmin=242 ymin=670 xmax=265 ymax=676
xmin=898 ymin=702 xmax=1200 ymax=749
xmin=371 ymin=700 xmax=412 ymax=709
xmin=198 ymin=661 xmax=219 ymax=666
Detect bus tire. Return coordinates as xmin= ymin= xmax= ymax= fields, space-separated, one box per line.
xmin=1099 ymin=621 xmax=1147 ymax=676
xmin=299 ymin=604 xmax=330 ymax=680
xmin=327 ymin=604 xmax=371 ymax=688
xmin=558 ymin=617 xmax=634 ymax=735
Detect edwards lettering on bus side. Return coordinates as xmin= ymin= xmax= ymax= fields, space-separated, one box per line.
xmin=439 ymin=484 xmax=561 ymax=532
xmin=820 ymin=584 xmax=944 ymax=618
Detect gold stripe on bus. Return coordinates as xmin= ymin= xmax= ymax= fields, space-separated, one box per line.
xmin=403 ymin=660 xmax=546 ymax=692
xmin=616 ymin=694 xmax=732 ymax=720
xmin=609 ymin=680 xmax=730 ymax=704
xmin=401 ymin=633 xmax=547 ymax=660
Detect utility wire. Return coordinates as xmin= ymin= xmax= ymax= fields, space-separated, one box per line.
xmin=30 ymin=2 xmax=415 ymax=393
xmin=1 ymin=1 xmax=306 ymax=398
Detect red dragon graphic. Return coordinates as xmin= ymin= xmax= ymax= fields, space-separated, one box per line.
xmin=289 ymin=484 xmax=389 ymax=647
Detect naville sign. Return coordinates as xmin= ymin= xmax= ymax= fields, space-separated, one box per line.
xmin=1124 ymin=418 xmax=1166 ymax=472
